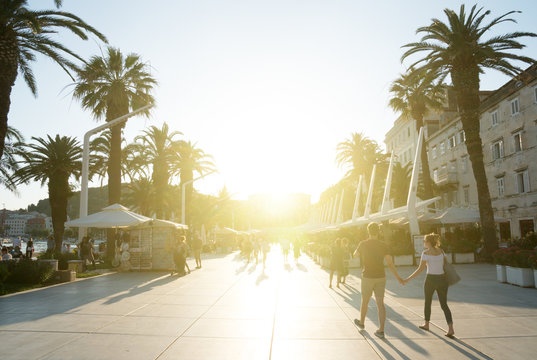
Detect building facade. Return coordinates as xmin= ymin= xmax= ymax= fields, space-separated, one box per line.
xmin=413 ymin=64 xmax=537 ymax=240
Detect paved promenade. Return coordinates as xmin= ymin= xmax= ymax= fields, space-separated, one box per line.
xmin=1 ymin=251 xmax=537 ymax=359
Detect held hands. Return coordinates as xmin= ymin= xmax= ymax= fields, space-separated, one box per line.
xmin=398 ymin=277 xmax=410 ymax=285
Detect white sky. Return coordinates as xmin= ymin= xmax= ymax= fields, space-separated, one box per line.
xmin=2 ymin=0 xmax=536 ymax=210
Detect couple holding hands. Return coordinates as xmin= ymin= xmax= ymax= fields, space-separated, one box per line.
xmin=352 ymin=223 xmax=455 ymax=339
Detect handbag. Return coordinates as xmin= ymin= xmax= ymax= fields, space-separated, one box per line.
xmin=443 ymin=252 xmax=461 ymax=286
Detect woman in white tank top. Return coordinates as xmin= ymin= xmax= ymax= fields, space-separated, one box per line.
xmin=403 ymin=234 xmax=455 ymax=338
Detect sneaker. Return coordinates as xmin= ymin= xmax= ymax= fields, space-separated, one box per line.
xmin=354 ymin=319 xmax=365 ymax=329
xmin=374 ymin=330 xmax=385 ymax=339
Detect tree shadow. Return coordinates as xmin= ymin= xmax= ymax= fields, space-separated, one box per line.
xmin=235 ymin=263 xmax=248 ymax=274
xmin=256 ymin=271 xmax=269 ymax=286
xmin=0 ymin=272 xmax=177 ymax=328
xmin=284 ymin=264 xmax=293 ymax=272
xmin=295 ymin=263 xmax=308 ymax=272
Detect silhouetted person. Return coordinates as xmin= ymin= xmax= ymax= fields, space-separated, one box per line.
xmin=353 ymin=222 xmax=403 ymax=339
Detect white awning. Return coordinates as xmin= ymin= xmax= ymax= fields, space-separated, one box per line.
xmin=65 ymin=204 xmax=152 ymax=228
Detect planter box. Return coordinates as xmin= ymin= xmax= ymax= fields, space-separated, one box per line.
xmin=454 ymin=252 xmax=475 ymax=264
xmin=67 ymin=260 xmax=84 ymax=273
xmin=496 ymin=265 xmax=507 ymax=283
xmin=320 ymin=256 xmax=330 ymax=268
xmin=54 ymin=270 xmax=75 ymax=283
xmin=506 ymin=266 xmax=535 ymax=287
xmin=394 ymin=255 xmax=413 ymax=266
xmin=38 ymin=259 xmax=58 ymax=271
xmin=348 ymin=258 xmax=360 ymax=268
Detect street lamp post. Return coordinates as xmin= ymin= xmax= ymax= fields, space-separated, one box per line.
xmin=78 ymin=104 xmax=153 ymax=242
xmin=181 ymin=170 xmax=216 ymax=225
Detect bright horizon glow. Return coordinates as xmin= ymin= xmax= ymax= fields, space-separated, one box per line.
xmin=1 ymin=0 xmax=537 ymax=211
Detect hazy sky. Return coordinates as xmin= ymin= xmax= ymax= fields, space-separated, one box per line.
xmin=2 ymin=0 xmax=537 ymax=210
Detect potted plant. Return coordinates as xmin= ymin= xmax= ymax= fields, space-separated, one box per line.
xmin=528 ymin=251 xmax=537 ymax=289
xmin=389 ymin=236 xmax=414 ymax=266
xmin=318 ymin=244 xmax=331 ymax=268
xmin=505 ymin=248 xmax=534 ymax=287
xmin=446 ymin=229 xmax=478 ymax=264
xmin=492 ymin=248 xmax=508 ymax=283
xmin=37 ymin=250 xmax=60 ymax=271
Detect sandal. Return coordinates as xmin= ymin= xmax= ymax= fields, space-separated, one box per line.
xmin=419 ymin=325 xmax=429 ymax=331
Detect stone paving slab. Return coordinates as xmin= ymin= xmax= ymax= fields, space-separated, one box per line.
xmin=1 ymin=252 xmax=537 ymax=359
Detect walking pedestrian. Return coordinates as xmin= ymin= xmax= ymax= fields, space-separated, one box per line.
xmin=242 ymin=237 xmax=253 ymax=264
xmin=25 ymin=238 xmax=34 ymax=259
xmin=261 ymin=238 xmax=270 ymax=269
xmin=403 ymin=233 xmax=455 ymax=338
xmin=80 ymin=236 xmax=96 ymax=271
xmin=353 ymin=222 xmax=404 ymax=339
xmin=281 ymin=238 xmax=290 ymax=264
xmin=252 ymin=237 xmax=260 ymax=264
xmin=329 ymin=238 xmax=345 ymax=288
xmin=47 ymin=235 xmax=55 ymax=252
xmin=293 ymin=238 xmax=301 ymax=263
xmin=341 ymin=237 xmax=351 ymax=284
xmin=192 ymin=232 xmax=203 ymax=268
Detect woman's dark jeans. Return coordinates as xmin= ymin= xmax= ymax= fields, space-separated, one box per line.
xmin=424 ymin=274 xmax=453 ymax=324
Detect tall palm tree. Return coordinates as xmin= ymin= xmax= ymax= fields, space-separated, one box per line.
xmin=336 ymin=132 xmax=385 ymax=182
xmin=134 ymin=123 xmax=183 ymax=218
xmin=0 ymin=0 xmax=106 ymax=160
xmin=90 ymin=130 xmax=146 ymax=185
xmin=389 ymin=68 xmax=445 ymax=199
xmin=0 ymin=126 xmax=24 ymax=192
xmin=123 ymin=177 xmax=156 ymax=217
xmin=402 ymin=4 xmax=536 ymax=255
xmin=390 ymin=162 xmax=412 ymax=208
xmin=15 ymin=135 xmax=82 ymax=252
xmin=173 ymin=141 xmax=216 ymax=226
xmin=73 ymin=47 xmax=156 ymax=205
xmin=73 ymin=47 xmax=156 ymax=260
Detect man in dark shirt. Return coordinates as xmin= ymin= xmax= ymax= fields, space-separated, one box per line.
xmin=353 ymin=222 xmax=403 ymax=339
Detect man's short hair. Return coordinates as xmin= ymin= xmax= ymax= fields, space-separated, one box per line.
xmin=367 ymin=222 xmax=379 ymax=237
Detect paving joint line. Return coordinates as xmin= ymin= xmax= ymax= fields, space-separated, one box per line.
xmin=268 ymin=268 xmax=282 ymax=360
xmin=307 ymin=258 xmax=384 ymax=360
xmin=154 ymin=257 xmax=249 ymax=360
xmin=34 ymin=272 xmax=177 ymax=360
xmin=343 ymin=268 xmax=494 ymax=360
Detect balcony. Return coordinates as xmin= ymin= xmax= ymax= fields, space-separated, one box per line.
xmin=435 ymin=168 xmax=458 ymax=186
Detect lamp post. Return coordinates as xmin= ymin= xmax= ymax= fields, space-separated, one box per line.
xmin=78 ymin=104 xmax=153 ymax=242
xmin=181 ymin=170 xmax=216 ymax=225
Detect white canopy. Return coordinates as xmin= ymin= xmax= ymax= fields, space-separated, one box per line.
xmin=427 ymin=207 xmax=508 ymax=225
xmin=65 ymin=204 xmax=152 ymax=228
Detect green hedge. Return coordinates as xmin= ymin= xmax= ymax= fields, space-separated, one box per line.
xmin=0 ymin=259 xmax=54 ymax=285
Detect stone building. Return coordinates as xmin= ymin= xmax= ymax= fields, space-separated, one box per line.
xmin=401 ymin=64 xmax=537 ymax=240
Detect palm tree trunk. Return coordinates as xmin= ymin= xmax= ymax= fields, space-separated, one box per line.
xmin=180 ymin=171 xmax=194 ymax=226
xmin=415 ymin=116 xmax=434 ymax=199
xmin=0 ymin=36 xmax=18 ymax=161
xmin=452 ymin=66 xmax=498 ymax=257
xmin=48 ymin=177 xmax=68 ymax=254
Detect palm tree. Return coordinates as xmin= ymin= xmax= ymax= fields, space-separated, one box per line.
xmin=391 ymin=162 xmax=412 ymax=208
xmin=73 ymin=47 xmax=156 ymax=205
xmin=73 ymin=47 xmax=156 ymax=260
xmin=134 ymin=123 xmax=183 ymax=218
xmin=173 ymin=141 xmax=216 ymax=226
xmin=90 ymin=130 xmax=146 ymax=185
xmin=15 ymin=135 xmax=82 ymax=252
xmin=389 ymin=68 xmax=445 ymax=199
xmin=336 ymin=132 xmax=385 ymax=182
xmin=123 ymin=177 xmax=156 ymax=217
xmin=0 ymin=127 xmax=24 ymax=192
xmin=0 ymin=0 xmax=106 ymax=160
xmin=401 ymin=5 xmax=536 ymax=255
